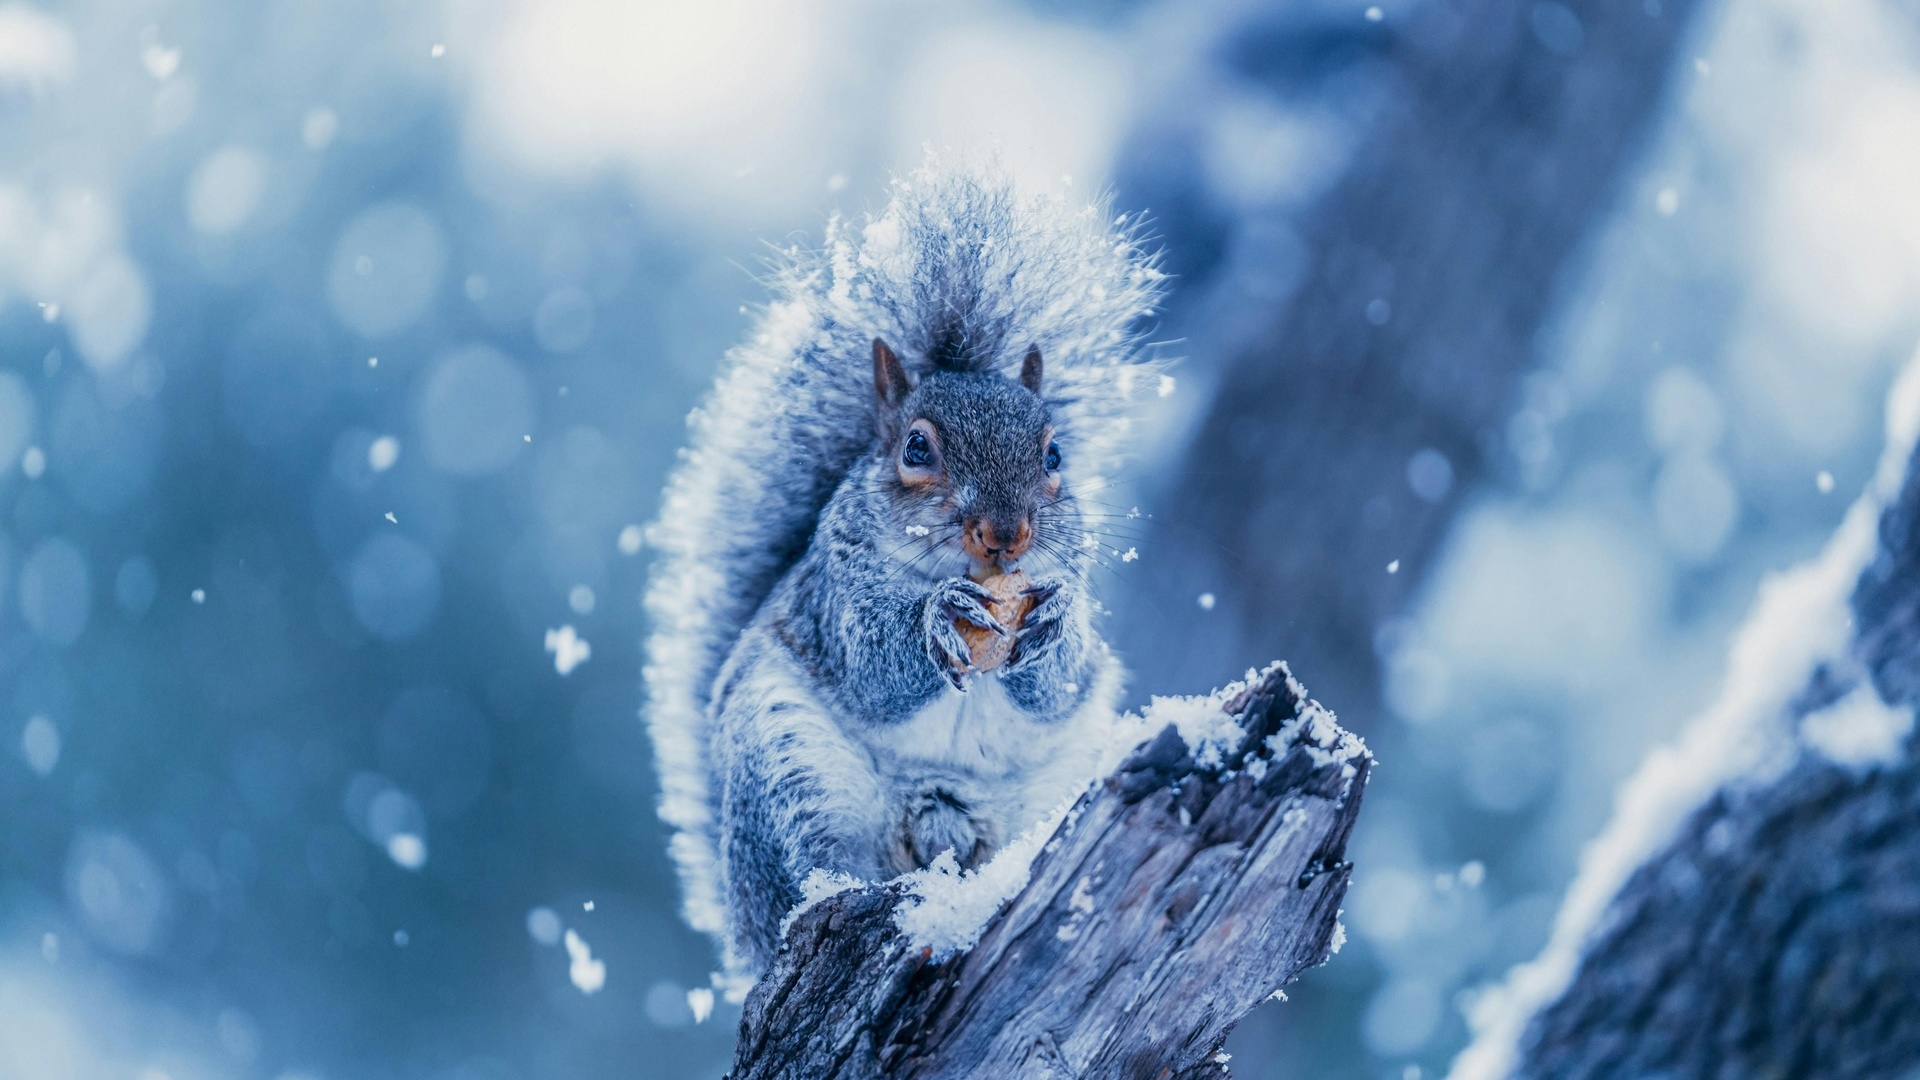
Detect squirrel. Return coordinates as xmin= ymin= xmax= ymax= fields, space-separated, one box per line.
xmin=644 ymin=164 xmax=1165 ymax=983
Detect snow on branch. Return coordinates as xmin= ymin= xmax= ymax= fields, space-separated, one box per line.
xmin=1449 ymin=352 xmax=1920 ymax=1080
xmin=728 ymin=663 xmax=1370 ymax=1080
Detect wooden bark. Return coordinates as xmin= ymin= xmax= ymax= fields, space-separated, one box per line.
xmin=1122 ymin=0 xmax=1706 ymax=709
xmin=728 ymin=665 xmax=1371 ymax=1079
xmin=1508 ymin=442 xmax=1920 ymax=1079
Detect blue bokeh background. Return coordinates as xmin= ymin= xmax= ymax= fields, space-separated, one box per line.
xmin=3 ymin=0 xmax=1919 ymax=1077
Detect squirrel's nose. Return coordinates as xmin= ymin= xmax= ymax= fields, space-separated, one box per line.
xmin=964 ymin=518 xmax=1033 ymax=562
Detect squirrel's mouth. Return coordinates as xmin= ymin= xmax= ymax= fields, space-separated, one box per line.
xmin=960 ymin=518 xmax=1033 ymax=567
xmin=970 ymin=553 xmax=1020 ymax=577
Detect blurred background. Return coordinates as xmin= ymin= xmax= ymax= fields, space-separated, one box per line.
xmin=2 ymin=0 xmax=1918 ymax=1077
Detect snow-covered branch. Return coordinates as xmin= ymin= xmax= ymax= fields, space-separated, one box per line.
xmin=1451 ymin=355 xmax=1920 ymax=1080
xmin=729 ymin=664 xmax=1371 ymax=1079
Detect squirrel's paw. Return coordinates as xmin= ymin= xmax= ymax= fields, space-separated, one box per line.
xmin=924 ymin=578 xmax=1004 ymax=689
xmin=906 ymin=790 xmax=987 ymax=869
xmin=1006 ymin=579 xmax=1069 ymax=671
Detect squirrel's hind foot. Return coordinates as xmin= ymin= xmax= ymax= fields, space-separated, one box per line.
xmin=900 ymin=788 xmax=993 ymax=871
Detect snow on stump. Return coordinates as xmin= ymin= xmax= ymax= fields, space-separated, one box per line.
xmin=729 ymin=662 xmax=1370 ymax=1079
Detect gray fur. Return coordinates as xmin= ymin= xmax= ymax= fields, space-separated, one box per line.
xmin=643 ymin=163 xmax=1165 ymax=983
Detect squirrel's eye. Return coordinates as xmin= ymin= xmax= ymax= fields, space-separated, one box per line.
xmin=902 ymin=430 xmax=934 ymax=469
xmin=1044 ymin=441 xmax=1062 ymax=472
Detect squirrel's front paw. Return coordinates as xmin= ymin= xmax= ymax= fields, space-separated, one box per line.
xmin=1006 ymin=579 xmax=1070 ymax=670
xmin=906 ymin=789 xmax=988 ymax=869
xmin=924 ymin=578 xmax=1004 ymax=689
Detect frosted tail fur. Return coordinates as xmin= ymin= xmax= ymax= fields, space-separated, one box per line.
xmin=643 ymin=163 xmax=1167 ymax=948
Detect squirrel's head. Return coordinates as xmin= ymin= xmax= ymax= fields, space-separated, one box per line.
xmin=872 ymin=338 xmax=1066 ymax=573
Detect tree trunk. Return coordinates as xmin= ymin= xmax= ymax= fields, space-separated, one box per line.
xmin=1453 ymin=377 xmax=1920 ymax=1079
xmin=728 ymin=664 xmax=1371 ymax=1079
xmin=1121 ymin=0 xmax=1706 ymax=710
xmin=1517 ymin=759 xmax=1920 ymax=1078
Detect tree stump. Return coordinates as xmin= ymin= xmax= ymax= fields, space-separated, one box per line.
xmin=729 ymin=664 xmax=1371 ymax=1079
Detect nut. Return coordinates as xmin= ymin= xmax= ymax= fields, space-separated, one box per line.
xmin=956 ymin=568 xmax=1034 ymax=673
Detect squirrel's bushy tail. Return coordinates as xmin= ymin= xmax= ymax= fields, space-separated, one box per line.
xmin=643 ymin=160 xmax=1167 ymax=966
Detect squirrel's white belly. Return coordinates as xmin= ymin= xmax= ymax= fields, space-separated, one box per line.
xmin=862 ymin=678 xmax=1104 ymax=844
xmin=869 ymin=678 xmax=1040 ymax=774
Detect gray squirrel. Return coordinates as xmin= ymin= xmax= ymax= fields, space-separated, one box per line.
xmin=644 ymin=165 xmax=1165 ymax=983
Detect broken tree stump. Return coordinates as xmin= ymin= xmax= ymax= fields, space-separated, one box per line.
xmin=729 ymin=663 xmax=1371 ymax=1079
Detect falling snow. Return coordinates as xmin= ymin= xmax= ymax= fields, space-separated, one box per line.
xmin=386 ymin=832 xmax=427 ymax=870
xmin=564 ymin=929 xmax=606 ymax=994
xmin=545 ymin=625 xmax=592 ymax=675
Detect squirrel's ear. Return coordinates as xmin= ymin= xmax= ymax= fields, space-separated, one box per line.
xmin=873 ymin=338 xmax=912 ymax=415
xmin=1020 ymin=344 xmax=1043 ymax=395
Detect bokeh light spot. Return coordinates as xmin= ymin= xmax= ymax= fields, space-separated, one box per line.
xmin=21 ymin=714 xmax=59 ymax=776
xmin=68 ymin=254 xmax=152 ymax=371
xmin=1653 ymin=455 xmax=1739 ymax=562
xmin=1644 ymin=367 xmax=1724 ymax=455
xmin=348 ymin=533 xmax=441 ymax=640
xmin=386 ymin=833 xmax=428 ymax=871
xmin=187 ymin=146 xmax=267 ymax=234
xmin=326 ymin=203 xmax=446 ymax=338
xmin=1405 ymin=447 xmax=1454 ymax=504
xmin=1362 ymin=976 xmax=1442 ymax=1057
xmin=19 ymin=537 xmax=90 ymax=645
xmin=0 ymin=5 xmax=76 ymax=91
xmin=301 ymin=106 xmax=338 ymax=150
xmin=368 ymin=435 xmax=400 ymax=472
xmin=65 ymin=831 xmax=171 ymax=955
xmin=417 ymin=345 xmax=534 ymax=475
xmin=526 ymin=906 xmax=562 ymax=945
xmin=645 ymin=980 xmax=693 ymax=1028
xmin=1529 ymin=2 xmax=1584 ymax=55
